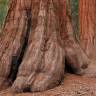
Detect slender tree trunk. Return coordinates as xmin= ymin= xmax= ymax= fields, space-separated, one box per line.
xmin=79 ymin=0 xmax=96 ymax=59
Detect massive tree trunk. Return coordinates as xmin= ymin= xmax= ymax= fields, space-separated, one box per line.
xmin=0 ymin=0 xmax=31 ymax=90
xmin=0 ymin=0 xmax=89 ymax=93
xmin=79 ymin=0 xmax=96 ymax=60
xmin=12 ymin=0 xmax=65 ymax=93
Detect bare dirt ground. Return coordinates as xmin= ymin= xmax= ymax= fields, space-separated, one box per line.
xmin=0 ymin=73 xmax=96 ymax=96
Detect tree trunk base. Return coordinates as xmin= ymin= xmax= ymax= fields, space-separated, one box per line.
xmin=11 ymin=0 xmax=65 ymax=93
xmin=0 ymin=0 xmax=90 ymax=93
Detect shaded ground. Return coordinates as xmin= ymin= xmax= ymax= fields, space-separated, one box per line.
xmin=0 ymin=74 xmax=96 ymax=96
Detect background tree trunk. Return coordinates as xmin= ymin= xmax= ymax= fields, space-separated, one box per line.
xmin=79 ymin=0 xmax=96 ymax=60
xmin=79 ymin=0 xmax=96 ymax=77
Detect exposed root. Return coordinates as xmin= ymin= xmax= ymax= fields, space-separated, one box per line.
xmin=83 ymin=60 xmax=96 ymax=78
xmin=64 ymin=16 xmax=90 ymax=75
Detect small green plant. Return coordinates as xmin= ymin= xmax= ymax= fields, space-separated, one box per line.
xmin=0 ymin=0 xmax=8 ymax=28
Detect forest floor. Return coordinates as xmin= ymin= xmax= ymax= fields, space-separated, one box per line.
xmin=0 ymin=73 xmax=96 ymax=96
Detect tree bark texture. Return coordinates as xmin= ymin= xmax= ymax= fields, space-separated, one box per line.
xmin=12 ymin=0 xmax=65 ymax=92
xmin=0 ymin=0 xmax=90 ymax=93
xmin=0 ymin=0 xmax=31 ymax=90
xmin=62 ymin=0 xmax=89 ymax=74
xmin=12 ymin=0 xmax=89 ymax=92
xmin=79 ymin=0 xmax=96 ymax=59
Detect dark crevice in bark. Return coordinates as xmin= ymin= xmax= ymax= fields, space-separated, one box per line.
xmin=65 ymin=59 xmax=74 ymax=74
xmin=7 ymin=9 xmax=32 ymax=83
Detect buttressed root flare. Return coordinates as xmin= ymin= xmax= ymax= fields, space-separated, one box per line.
xmin=12 ymin=0 xmax=65 ymax=92
xmin=0 ymin=0 xmax=89 ymax=93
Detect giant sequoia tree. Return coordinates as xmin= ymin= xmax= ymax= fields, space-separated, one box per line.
xmin=0 ymin=0 xmax=89 ymax=93
xmin=79 ymin=0 xmax=96 ymax=77
xmin=79 ymin=0 xmax=96 ymax=59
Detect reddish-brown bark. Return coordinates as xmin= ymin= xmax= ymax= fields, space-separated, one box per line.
xmin=12 ymin=0 xmax=90 ymax=93
xmin=0 ymin=0 xmax=90 ymax=93
xmin=12 ymin=0 xmax=65 ymax=92
xmin=79 ymin=0 xmax=96 ymax=59
xmin=59 ymin=0 xmax=89 ymax=74
xmin=0 ymin=0 xmax=30 ymax=90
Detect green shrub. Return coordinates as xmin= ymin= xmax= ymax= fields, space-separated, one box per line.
xmin=0 ymin=0 xmax=8 ymax=28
